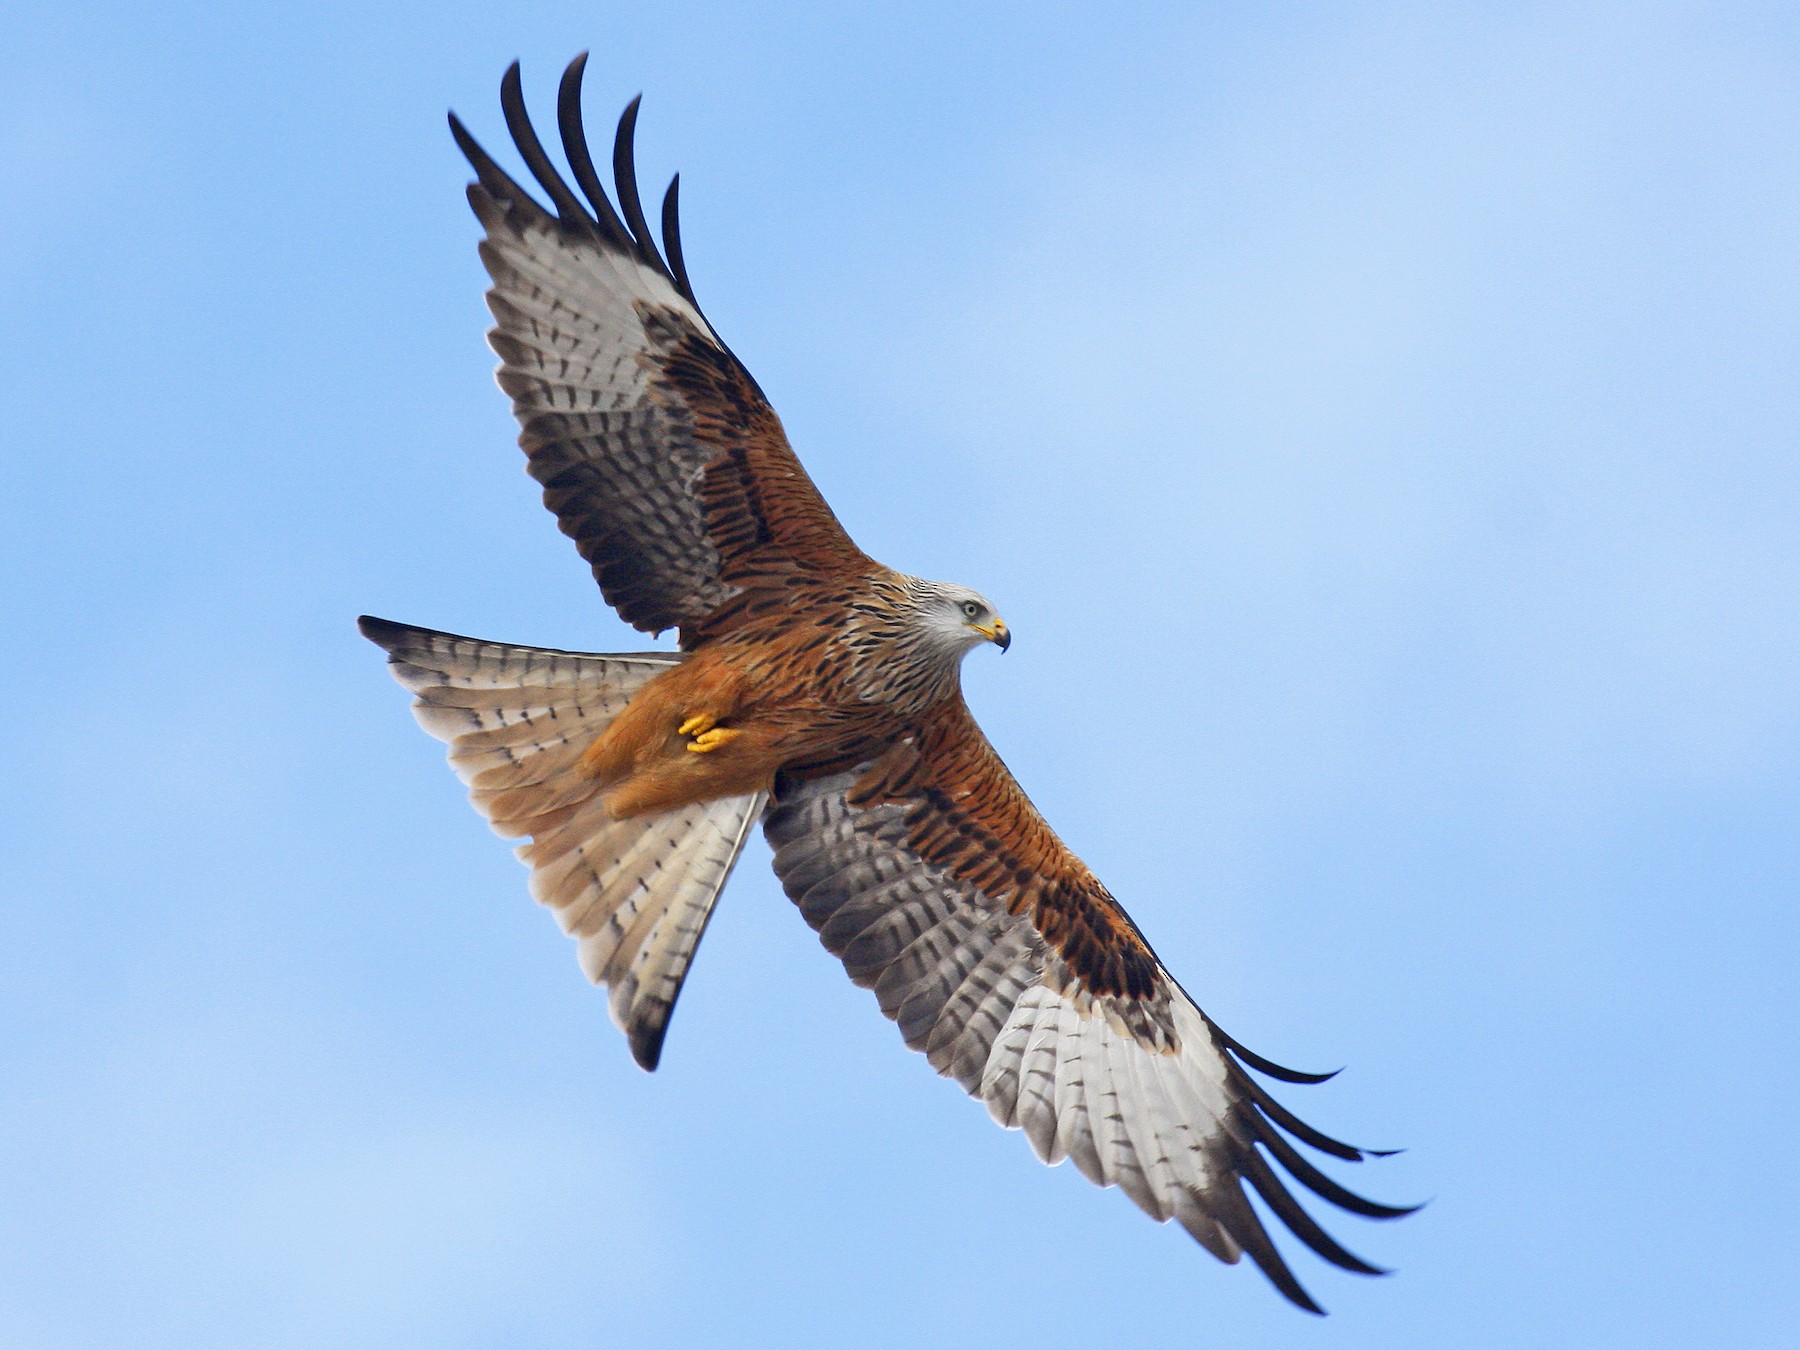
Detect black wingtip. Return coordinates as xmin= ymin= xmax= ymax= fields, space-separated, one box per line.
xmin=1228 ymin=1041 xmax=1341 ymax=1086
xmin=612 ymin=94 xmax=674 ymax=278
xmin=1240 ymin=1147 xmax=1391 ymax=1277
xmin=1260 ymin=1125 xmax=1425 ymax=1221
xmin=1196 ymin=1011 xmax=1342 ymax=1085
xmin=1239 ymin=1070 xmax=1368 ymax=1162
xmin=357 ymin=614 xmax=408 ymax=649
xmin=662 ymin=173 xmax=698 ymax=304
xmin=629 ymin=1023 xmax=667 ymax=1072
xmin=1211 ymin=1181 xmax=1327 ymax=1314
xmin=556 ymin=53 xmax=633 ymax=250
xmin=447 ymin=110 xmax=489 ymax=176
xmin=499 ymin=58 xmax=598 ymax=230
xmin=480 ymin=57 xmax=710 ymax=319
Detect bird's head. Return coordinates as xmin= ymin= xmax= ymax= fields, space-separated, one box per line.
xmin=914 ymin=581 xmax=1010 ymax=657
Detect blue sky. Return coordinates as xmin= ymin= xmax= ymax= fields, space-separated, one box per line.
xmin=3 ymin=2 xmax=1797 ymax=1346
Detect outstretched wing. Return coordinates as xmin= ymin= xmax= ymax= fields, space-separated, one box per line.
xmin=762 ymin=703 xmax=1413 ymax=1313
xmin=452 ymin=56 xmax=869 ymax=642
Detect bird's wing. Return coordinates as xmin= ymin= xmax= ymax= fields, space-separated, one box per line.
xmin=452 ymin=56 xmax=870 ymax=642
xmin=762 ymin=701 xmax=1412 ymax=1313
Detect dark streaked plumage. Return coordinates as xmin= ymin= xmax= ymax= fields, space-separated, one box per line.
xmin=363 ymin=55 xmax=1413 ymax=1313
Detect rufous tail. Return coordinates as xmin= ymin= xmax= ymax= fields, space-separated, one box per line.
xmin=360 ymin=616 xmax=766 ymax=1069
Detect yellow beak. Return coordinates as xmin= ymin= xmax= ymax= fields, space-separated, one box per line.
xmin=970 ymin=618 xmax=1011 ymax=651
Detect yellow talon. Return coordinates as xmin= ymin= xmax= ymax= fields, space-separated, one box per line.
xmin=678 ymin=712 xmax=716 ymax=737
xmin=686 ymin=727 xmax=742 ymax=754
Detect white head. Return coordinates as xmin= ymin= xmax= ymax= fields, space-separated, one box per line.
xmin=909 ymin=579 xmax=1010 ymax=660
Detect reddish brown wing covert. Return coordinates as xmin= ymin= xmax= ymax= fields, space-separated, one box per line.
xmin=848 ymin=701 xmax=1170 ymax=1025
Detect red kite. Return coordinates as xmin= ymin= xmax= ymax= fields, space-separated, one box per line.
xmin=362 ymin=55 xmax=1412 ymax=1312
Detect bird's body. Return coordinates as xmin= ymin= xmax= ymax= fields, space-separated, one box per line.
xmin=362 ymin=54 xmax=1412 ymax=1314
xmin=583 ymin=568 xmax=1005 ymax=818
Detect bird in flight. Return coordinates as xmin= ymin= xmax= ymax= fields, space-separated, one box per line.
xmin=361 ymin=55 xmax=1413 ymax=1313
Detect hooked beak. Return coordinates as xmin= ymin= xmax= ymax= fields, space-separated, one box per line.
xmin=971 ymin=618 xmax=1011 ymax=652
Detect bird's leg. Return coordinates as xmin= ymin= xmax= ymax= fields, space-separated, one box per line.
xmin=685 ymin=724 xmax=742 ymax=753
xmin=679 ymin=711 xmax=742 ymax=753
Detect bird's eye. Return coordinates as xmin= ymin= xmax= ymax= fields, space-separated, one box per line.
xmin=962 ymin=601 xmax=981 ymax=619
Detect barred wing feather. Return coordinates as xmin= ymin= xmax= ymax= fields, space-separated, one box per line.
xmin=763 ymin=744 xmax=1414 ymax=1314
xmin=452 ymin=57 xmax=868 ymax=642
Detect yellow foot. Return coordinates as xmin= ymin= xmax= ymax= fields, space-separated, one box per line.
xmin=686 ymin=726 xmax=742 ymax=754
xmin=677 ymin=712 xmax=717 ymax=737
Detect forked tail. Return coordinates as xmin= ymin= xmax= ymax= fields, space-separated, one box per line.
xmin=360 ymin=617 xmax=766 ymax=1069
